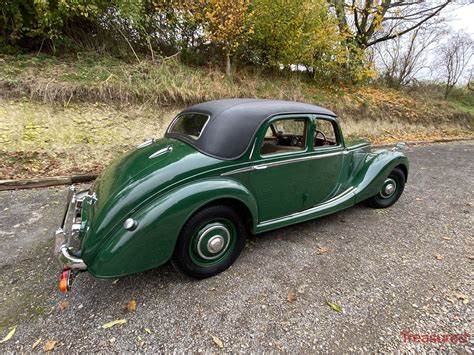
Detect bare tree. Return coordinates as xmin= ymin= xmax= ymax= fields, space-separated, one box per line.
xmin=467 ymin=67 xmax=474 ymax=92
xmin=437 ymin=31 xmax=474 ymax=98
xmin=373 ymin=25 xmax=444 ymax=88
xmin=330 ymin=0 xmax=453 ymax=49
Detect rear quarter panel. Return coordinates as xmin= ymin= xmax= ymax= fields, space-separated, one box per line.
xmin=86 ymin=177 xmax=258 ymax=278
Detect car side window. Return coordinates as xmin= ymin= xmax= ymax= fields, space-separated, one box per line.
xmin=314 ymin=119 xmax=338 ymax=148
xmin=260 ymin=118 xmax=307 ymax=156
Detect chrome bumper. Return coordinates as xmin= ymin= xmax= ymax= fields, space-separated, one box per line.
xmin=54 ymin=185 xmax=88 ymax=270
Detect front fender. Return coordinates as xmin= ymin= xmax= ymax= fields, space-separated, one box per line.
xmin=354 ymin=150 xmax=409 ymax=204
xmin=86 ymin=177 xmax=258 ymax=278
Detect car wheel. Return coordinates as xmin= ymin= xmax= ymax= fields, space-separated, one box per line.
xmin=171 ymin=204 xmax=247 ymax=279
xmin=365 ymin=167 xmax=405 ymax=209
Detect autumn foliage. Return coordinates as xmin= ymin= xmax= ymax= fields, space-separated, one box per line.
xmin=0 ymin=0 xmax=372 ymax=82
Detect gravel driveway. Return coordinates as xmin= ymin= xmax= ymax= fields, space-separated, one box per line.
xmin=0 ymin=141 xmax=472 ymax=352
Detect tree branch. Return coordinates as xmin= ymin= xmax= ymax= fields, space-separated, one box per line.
xmin=367 ymin=0 xmax=452 ymax=47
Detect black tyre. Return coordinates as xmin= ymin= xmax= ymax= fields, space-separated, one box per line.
xmin=365 ymin=167 xmax=405 ymax=208
xmin=171 ymin=204 xmax=247 ymax=279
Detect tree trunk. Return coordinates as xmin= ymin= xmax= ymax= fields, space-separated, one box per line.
xmin=225 ymin=52 xmax=231 ymax=76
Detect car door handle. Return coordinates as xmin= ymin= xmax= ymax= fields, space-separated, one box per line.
xmin=253 ymin=165 xmax=268 ymax=170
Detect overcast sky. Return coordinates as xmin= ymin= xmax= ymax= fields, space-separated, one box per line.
xmin=446 ymin=2 xmax=474 ymax=35
xmin=396 ymin=2 xmax=474 ymax=82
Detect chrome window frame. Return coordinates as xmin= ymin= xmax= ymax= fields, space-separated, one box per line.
xmin=166 ymin=112 xmax=211 ymax=140
xmin=312 ymin=116 xmax=343 ymax=152
xmin=257 ymin=115 xmax=311 ymax=159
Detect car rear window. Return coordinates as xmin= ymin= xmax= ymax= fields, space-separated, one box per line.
xmin=168 ymin=113 xmax=209 ymax=140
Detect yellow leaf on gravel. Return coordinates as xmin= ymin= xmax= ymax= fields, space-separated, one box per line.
xmin=144 ymin=328 xmax=152 ymax=334
xmin=327 ymin=301 xmax=342 ymax=313
xmin=454 ymin=292 xmax=468 ymax=304
xmin=43 ymin=340 xmax=57 ymax=352
xmin=127 ymin=299 xmax=137 ymax=312
xmin=317 ymin=245 xmax=330 ymax=254
xmin=0 ymin=326 xmax=16 ymax=344
xmin=32 ymin=338 xmax=42 ymax=349
xmin=58 ymin=301 xmax=70 ymax=311
xmin=442 ymin=236 xmax=452 ymax=240
xmin=102 ymin=319 xmax=127 ymax=329
xmin=434 ymin=254 xmax=444 ymax=260
xmin=287 ymin=292 xmax=297 ymax=302
xmin=211 ymin=335 xmax=224 ymax=349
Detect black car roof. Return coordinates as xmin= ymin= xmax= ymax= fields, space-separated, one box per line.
xmin=165 ymin=99 xmax=336 ymax=160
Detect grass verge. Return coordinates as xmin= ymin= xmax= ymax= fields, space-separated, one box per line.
xmin=0 ymin=54 xmax=472 ymax=179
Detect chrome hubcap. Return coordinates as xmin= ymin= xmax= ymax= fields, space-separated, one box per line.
xmin=380 ymin=178 xmax=397 ymax=198
xmin=385 ymin=183 xmax=395 ymax=195
xmin=196 ymin=223 xmax=231 ymax=260
xmin=207 ymin=235 xmax=225 ymax=253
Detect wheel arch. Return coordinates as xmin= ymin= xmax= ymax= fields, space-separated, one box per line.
xmin=354 ymin=151 xmax=409 ymax=204
xmin=394 ymin=163 xmax=408 ymax=182
xmin=190 ymin=197 xmax=254 ymax=234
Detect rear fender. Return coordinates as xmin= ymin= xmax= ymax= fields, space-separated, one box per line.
xmin=86 ymin=178 xmax=257 ymax=278
xmin=354 ymin=150 xmax=409 ymax=204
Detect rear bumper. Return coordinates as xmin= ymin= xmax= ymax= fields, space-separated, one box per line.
xmin=54 ymin=185 xmax=88 ymax=270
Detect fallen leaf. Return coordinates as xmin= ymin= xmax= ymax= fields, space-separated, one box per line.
xmin=434 ymin=254 xmax=444 ymax=260
xmin=43 ymin=340 xmax=57 ymax=352
xmin=317 ymin=245 xmax=330 ymax=254
xmin=144 ymin=328 xmax=152 ymax=334
xmin=327 ymin=301 xmax=342 ymax=313
xmin=287 ymin=292 xmax=297 ymax=302
xmin=454 ymin=292 xmax=468 ymax=304
xmin=126 ymin=299 xmax=137 ymax=312
xmin=102 ymin=319 xmax=127 ymax=329
xmin=441 ymin=236 xmax=452 ymax=240
xmin=211 ymin=335 xmax=224 ymax=349
xmin=58 ymin=301 xmax=70 ymax=311
xmin=112 ymin=279 xmax=119 ymax=285
xmin=32 ymin=338 xmax=42 ymax=349
xmin=0 ymin=326 xmax=16 ymax=344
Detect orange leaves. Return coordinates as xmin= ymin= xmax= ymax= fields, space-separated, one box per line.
xmin=287 ymin=292 xmax=297 ymax=303
xmin=201 ymin=0 xmax=253 ymax=53
xmin=317 ymin=245 xmax=330 ymax=254
xmin=58 ymin=301 xmax=70 ymax=311
xmin=126 ymin=299 xmax=137 ymax=312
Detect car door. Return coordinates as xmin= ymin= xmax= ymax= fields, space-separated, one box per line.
xmin=306 ymin=116 xmax=344 ymax=206
xmin=249 ymin=115 xmax=314 ymax=222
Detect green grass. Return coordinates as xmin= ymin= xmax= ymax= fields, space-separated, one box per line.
xmin=0 ymin=53 xmax=472 ymax=179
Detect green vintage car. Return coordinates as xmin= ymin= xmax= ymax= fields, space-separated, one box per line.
xmin=55 ymin=99 xmax=408 ymax=292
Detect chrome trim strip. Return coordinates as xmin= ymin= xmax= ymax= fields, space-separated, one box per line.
xmin=137 ymin=138 xmax=154 ymax=149
xmin=221 ymin=150 xmax=344 ymax=176
xmin=221 ymin=165 xmax=254 ymax=176
xmin=248 ymin=139 xmax=256 ymax=160
xmin=258 ymin=187 xmax=356 ymax=228
xmin=257 ymin=151 xmax=343 ymax=169
xmin=149 ymin=145 xmax=173 ymax=159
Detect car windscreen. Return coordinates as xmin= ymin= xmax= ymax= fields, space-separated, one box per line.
xmin=168 ymin=113 xmax=209 ymax=140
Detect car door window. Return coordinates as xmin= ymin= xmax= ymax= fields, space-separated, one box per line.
xmin=260 ymin=118 xmax=307 ymax=156
xmin=314 ymin=119 xmax=338 ymax=148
